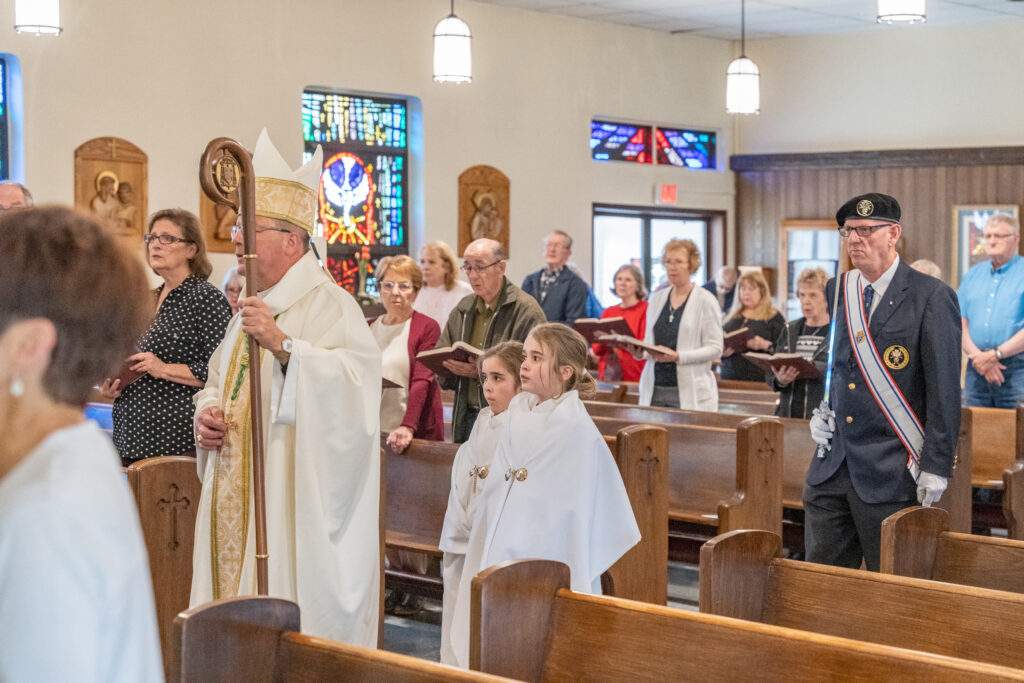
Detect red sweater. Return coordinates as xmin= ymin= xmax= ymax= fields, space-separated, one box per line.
xmin=592 ymin=300 xmax=648 ymax=382
xmin=402 ymin=311 xmax=445 ymax=440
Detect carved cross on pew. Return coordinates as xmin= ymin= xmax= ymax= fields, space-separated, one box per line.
xmin=639 ymin=448 xmax=660 ymax=497
xmin=756 ymin=436 xmax=775 ymax=486
xmin=157 ymin=484 xmax=190 ymax=551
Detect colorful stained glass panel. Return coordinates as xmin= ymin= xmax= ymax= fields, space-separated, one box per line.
xmin=590 ymin=120 xmax=651 ymax=164
xmin=655 ymin=127 xmax=716 ymax=170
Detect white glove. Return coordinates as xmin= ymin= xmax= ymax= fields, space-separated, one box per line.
xmin=917 ymin=471 xmax=948 ymax=507
xmin=810 ymin=406 xmax=835 ymax=450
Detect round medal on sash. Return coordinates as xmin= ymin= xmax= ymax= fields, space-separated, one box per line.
xmin=883 ymin=344 xmax=910 ymax=370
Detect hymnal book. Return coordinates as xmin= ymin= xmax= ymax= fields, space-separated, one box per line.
xmin=111 ymin=351 xmax=144 ymax=389
xmin=593 ymin=334 xmax=674 ymax=358
xmin=723 ymin=327 xmax=752 ymax=353
xmin=744 ymin=352 xmax=822 ymax=380
xmin=574 ymin=317 xmax=634 ymax=345
xmin=382 ymin=377 xmax=401 ymax=390
xmin=416 ymin=341 xmax=483 ymax=376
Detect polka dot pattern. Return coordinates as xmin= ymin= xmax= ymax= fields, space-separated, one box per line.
xmin=113 ymin=276 xmax=232 ymax=463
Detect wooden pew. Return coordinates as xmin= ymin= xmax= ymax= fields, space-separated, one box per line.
xmin=127 ymin=456 xmax=200 ymax=681
xmin=383 ymin=425 xmax=668 ymax=604
xmin=469 ymin=559 xmax=1024 ymax=681
xmin=880 ymin=505 xmax=1024 ymax=594
xmin=590 ymin=415 xmax=783 ymax=544
xmin=172 ymin=596 xmax=510 ymax=682
xmin=699 ymin=528 xmax=1024 ymax=670
xmin=584 ymin=400 xmax=975 ymax=537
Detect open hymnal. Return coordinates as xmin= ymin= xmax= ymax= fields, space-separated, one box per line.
xmin=592 ymin=334 xmax=674 ymax=357
xmin=573 ymin=317 xmax=634 ymax=345
xmin=722 ymin=327 xmax=752 ymax=353
xmin=416 ymin=341 xmax=483 ymax=376
xmin=744 ymin=352 xmax=822 ymax=380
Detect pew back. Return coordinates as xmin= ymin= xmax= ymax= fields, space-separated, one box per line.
xmin=173 ymin=597 xmax=508 ymax=682
xmin=966 ymin=406 xmax=1016 ymax=486
xmin=881 ymin=506 xmax=1024 ymax=594
xmin=470 ymin=559 xmax=1024 ymax=682
xmin=700 ymin=529 xmax=1024 ymax=670
xmin=127 ymin=456 xmax=200 ymax=681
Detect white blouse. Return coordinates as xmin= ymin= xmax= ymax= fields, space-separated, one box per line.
xmin=413 ymin=281 xmax=474 ymax=329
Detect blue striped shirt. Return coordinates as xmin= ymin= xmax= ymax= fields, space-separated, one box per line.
xmin=957 ymin=255 xmax=1024 ymax=350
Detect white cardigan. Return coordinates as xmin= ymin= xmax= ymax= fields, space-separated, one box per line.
xmin=638 ymin=285 xmax=724 ymax=411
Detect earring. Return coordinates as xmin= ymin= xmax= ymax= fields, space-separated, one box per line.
xmin=10 ymin=377 xmax=24 ymax=397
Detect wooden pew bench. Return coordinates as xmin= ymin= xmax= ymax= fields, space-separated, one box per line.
xmin=469 ymin=559 xmax=1024 ymax=681
xmin=699 ymin=528 xmax=1024 ymax=670
xmin=126 ymin=456 xmax=201 ymax=680
xmin=384 ymin=425 xmax=669 ymax=604
xmin=881 ymin=505 xmax=1024 ymax=594
xmin=590 ymin=414 xmax=782 ymax=561
xmin=173 ymin=596 xmax=510 ymax=682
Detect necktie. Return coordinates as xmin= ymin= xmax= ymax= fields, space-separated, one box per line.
xmin=863 ymin=284 xmax=875 ymax=319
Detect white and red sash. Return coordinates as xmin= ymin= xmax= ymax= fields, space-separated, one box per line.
xmin=843 ymin=271 xmax=923 ymax=480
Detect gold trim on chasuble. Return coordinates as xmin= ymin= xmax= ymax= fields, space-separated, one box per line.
xmin=210 ymin=332 xmax=262 ymax=598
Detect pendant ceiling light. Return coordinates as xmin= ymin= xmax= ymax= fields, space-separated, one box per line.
xmin=726 ymin=0 xmax=759 ymax=115
xmin=14 ymin=0 xmax=61 ymax=35
xmin=877 ymin=0 xmax=926 ymax=24
xmin=433 ymin=0 xmax=472 ymax=84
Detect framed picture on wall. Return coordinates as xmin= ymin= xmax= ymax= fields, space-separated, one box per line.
xmin=951 ymin=205 xmax=1019 ymax=286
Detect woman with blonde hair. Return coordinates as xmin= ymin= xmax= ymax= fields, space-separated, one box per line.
xmin=637 ymin=239 xmax=724 ymax=409
xmin=720 ymin=270 xmax=786 ymax=381
xmin=414 ymin=240 xmax=474 ymax=328
xmin=443 ymin=323 xmax=639 ymax=668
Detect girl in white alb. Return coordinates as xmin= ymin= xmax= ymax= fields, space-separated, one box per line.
xmin=439 ymin=340 xmax=524 ymax=666
xmin=441 ymin=323 xmax=641 ymax=669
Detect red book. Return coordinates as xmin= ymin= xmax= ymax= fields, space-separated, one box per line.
xmin=723 ymin=327 xmax=752 ymax=353
xmin=593 ymin=334 xmax=674 ymax=357
xmin=574 ymin=317 xmax=634 ymax=345
xmin=416 ymin=341 xmax=483 ymax=377
xmin=744 ymin=352 xmax=822 ymax=380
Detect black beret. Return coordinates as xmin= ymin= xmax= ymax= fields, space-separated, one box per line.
xmin=835 ymin=193 xmax=901 ymax=226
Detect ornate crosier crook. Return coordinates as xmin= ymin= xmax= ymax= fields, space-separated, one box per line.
xmin=199 ymin=138 xmax=270 ymax=595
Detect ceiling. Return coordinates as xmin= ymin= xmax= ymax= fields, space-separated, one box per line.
xmin=473 ymin=0 xmax=1024 ymax=39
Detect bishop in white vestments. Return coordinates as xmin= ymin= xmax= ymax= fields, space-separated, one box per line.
xmin=190 ymin=129 xmax=382 ymax=646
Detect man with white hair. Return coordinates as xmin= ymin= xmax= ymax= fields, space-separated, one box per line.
xmin=190 ymin=129 xmax=382 ymax=645
xmin=959 ymin=213 xmax=1024 ymax=407
xmin=0 ymin=181 xmax=32 ymax=211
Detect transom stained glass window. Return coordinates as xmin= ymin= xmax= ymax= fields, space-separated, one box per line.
xmin=590 ymin=118 xmax=716 ymax=170
xmin=302 ymin=89 xmax=409 ymax=296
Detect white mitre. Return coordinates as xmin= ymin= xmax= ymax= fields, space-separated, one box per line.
xmin=252 ymin=128 xmax=323 ymax=235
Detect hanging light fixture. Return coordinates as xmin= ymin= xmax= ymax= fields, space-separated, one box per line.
xmin=14 ymin=0 xmax=62 ymax=35
xmin=433 ymin=0 xmax=472 ymax=84
xmin=877 ymin=0 xmax=926 ymax=24
xmin=726 ymin=0 xmax=759 ymax=115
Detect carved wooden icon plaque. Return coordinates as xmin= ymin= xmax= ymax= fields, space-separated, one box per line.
xmin=200 ymin=150 xmax=241 ymax=254
xmin=458 ymin=165 xmax=510 ymax=255
xmin=74 ymin=137 xmax=148 ymax=245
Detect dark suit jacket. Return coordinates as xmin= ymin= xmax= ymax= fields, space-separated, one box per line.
xmin=806 ymin=260 xmax=962 ymax=504
xmin=703 ymin=279 xmax=736 ymax=313
xmin=522 ymin=268 xmax=589 ymax=324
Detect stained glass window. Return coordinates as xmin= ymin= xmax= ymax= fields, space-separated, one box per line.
xmin=302 ymin=89 xmax=409 ymax=296
xmin=590 ymin=120 xmax=651 ymax=164
xmin=0 ymin=57 xmax=9 ymax=180
xmin=655 ymin=127 xmax=716 ymax=170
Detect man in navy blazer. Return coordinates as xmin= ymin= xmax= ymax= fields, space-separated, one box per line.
xmin=806 ymin=193 xmax=961 ymax=571
xmin=521 ymin=230 xmax=589 ymax=324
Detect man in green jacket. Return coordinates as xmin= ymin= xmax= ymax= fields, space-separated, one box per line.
xmin=438 ymin=238 xmax=546 ymax=442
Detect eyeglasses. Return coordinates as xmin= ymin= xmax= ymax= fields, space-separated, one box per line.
xmin=230 ymin=225 xmax=293 ymax=239
xmin=144 ymin=233 xmax=194 ymax=246
xmin=460 ymin=259 xmax=504 ymax=274
xmin=838 ymin=223 xmax=892 ymax=239
xmin=984 ymin=232 xmax=1015 ymax=241
xmin=380 ymin=281 xmax=414 ymax=293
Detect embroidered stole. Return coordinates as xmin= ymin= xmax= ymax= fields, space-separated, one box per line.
xmin=843 ymin=272 xmax=924 ymax=480
xmin=210 ymin=331 xmax=262 ymax=598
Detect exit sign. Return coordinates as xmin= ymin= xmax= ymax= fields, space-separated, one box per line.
xmin=656 ymin=183 xmax=678 ymax=205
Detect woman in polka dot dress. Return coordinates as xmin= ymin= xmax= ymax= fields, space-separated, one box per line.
xmin=100 ymin=209 xmax=231 ymax=466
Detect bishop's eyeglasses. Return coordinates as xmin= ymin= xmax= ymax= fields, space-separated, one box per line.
xmin=838 ymin=223 xmax=892 ymax=239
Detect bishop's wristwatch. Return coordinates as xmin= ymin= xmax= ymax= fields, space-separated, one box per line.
xmin=281 ymin=337 xmax=294 ymax=354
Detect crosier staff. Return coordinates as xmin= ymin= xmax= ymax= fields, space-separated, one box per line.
xmin=199 ymin=138 xmax=270 ymax=595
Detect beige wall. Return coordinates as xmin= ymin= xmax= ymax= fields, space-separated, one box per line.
xmin=737 ymin=19 xmax=1024 ymax=155
xmin=7 ymin=0 xmax=737 ymax=287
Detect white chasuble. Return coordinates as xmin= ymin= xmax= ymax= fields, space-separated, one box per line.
xmin=438 ymin=406 xmax=508 ymax=666
xmin=190 ymin=251 xmax=383 ymax=647
xmin=445 ymin=391 xmax=641 ymax=668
